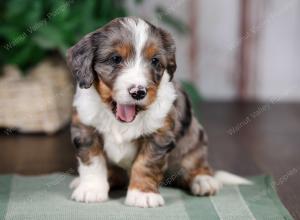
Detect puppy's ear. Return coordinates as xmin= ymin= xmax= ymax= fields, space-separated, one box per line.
xmin=67 ymin=33 xmax=95 ymax=89
xmin=159 ymin=29 xmax=177 ymax=81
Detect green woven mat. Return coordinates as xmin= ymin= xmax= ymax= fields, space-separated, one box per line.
xmin=0 ymin=174 xmax=293 ymax=220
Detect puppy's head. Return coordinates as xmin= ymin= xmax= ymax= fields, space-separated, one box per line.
xmin=67 ymin=17 xmax=176 ymax=123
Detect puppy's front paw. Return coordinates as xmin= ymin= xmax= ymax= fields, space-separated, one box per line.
xmin=71 ymin=180 xmax=109 ymax=203
xmin=190 ymin=175 xmax=222 ymax=196
xmin=125 ymin=189 xmax=165 ymax=208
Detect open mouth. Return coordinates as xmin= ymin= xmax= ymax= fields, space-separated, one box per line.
xmin=112 ymin=101 xmax=142 ymax=123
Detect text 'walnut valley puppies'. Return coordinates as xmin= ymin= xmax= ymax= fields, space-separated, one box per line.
xmin=67 ymin=17 xmax=251 ymax=208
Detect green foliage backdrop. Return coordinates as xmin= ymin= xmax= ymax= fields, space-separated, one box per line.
xmin=0 ymin=0 xmax=126 ymax=70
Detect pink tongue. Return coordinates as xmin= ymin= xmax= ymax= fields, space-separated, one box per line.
xmin=116 ymin=103 xmax=136 ymax=122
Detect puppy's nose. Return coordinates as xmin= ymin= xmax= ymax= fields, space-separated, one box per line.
xmin=129 ymin=85 xmax=147 ymax=100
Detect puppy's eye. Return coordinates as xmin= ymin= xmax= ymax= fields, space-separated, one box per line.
xmin=111 ymin=55 xmax=122 ymax=64
xmin=151 ymin=57 xmax=160 ymax=67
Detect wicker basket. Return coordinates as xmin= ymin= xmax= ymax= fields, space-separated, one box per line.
xmin=0 ymin=60 xmax=74 ymax=134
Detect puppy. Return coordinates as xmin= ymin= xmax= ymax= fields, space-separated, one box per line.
xmin=67 ymin=17 xmax=249 ymax=208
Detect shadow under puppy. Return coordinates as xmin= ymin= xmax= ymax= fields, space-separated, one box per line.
xmin=67 ymin=17 xmax=250 ymax=208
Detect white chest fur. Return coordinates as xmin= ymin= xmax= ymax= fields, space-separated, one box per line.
xmin=103 ymin=133 xmax=138 ymax=170
xmin=73 ymin=73 xmax=177 ymax=169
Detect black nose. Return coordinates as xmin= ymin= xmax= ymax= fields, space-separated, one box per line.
xmin=129 ymin=85 xmax=147 ymax=100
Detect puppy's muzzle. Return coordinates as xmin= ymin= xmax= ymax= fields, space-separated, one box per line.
xmin=129 ymin=85 xmax=147 ymax=100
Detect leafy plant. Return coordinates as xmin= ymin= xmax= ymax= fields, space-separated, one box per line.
xmin=0 ymin=0 xmax=126 ymax=71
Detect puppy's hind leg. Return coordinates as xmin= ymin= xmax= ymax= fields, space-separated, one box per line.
xmin=170 ymin=127 xmax=222 ymax=196
xmin=169 ymin=126 xmax=251 ymax=195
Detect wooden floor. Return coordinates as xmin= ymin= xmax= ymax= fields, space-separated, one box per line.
xmin=0 ymin=102 xmax=299 ymax=219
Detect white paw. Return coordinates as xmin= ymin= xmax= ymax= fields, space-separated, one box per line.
xmin=125 ymin=190 xmax=165 ymax=208
xmin=71 ymin=180 xmax=109 ymax=203
xmin=190 ymin=175 xmax=222 ymax=196
xmin=69 ymin=177 xmax=80 ymax=189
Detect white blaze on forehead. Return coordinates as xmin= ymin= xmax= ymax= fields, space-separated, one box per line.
xmin=114 ymin=18 xmax=150 ymax=104
xmin=121 ymin=17 xmax=150 ymax=56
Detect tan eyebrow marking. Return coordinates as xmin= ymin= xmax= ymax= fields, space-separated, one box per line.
xmin=115 ymin=43 xmax=134 ymax=59
xmin=143 ymin=42 xmax=158 ymax=59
